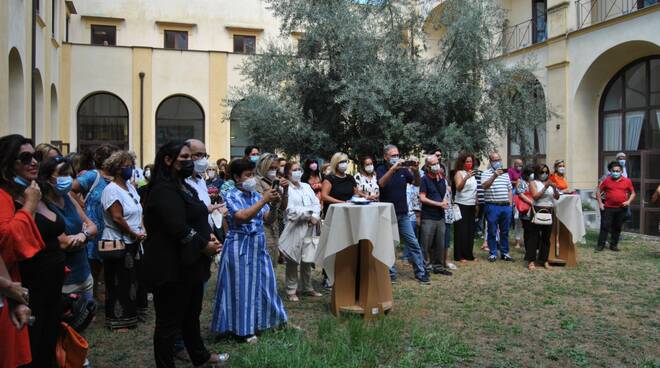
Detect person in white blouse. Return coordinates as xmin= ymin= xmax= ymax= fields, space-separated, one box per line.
xmin=354 ymin=156 xmax=379 ymax=201
xmin=278 ymin=161 xmax=323 ymax=301
xmin=453 ymin=153 xmax=478 ymax=263
xmin=528 ymin=164 xmax=560 ymax=270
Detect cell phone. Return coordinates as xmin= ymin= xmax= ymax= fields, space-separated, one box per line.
xmin=272 ymin=179 xmax=280 ymax=190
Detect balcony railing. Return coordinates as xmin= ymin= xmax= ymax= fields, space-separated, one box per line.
xmin=490 ymin=18 xmax=547 ymax=58
xmin=576 ymin=0 xmax=659 ymax=29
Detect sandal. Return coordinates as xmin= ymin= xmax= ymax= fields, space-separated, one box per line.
xmin=194 ymin=352 xmax=229 ymax=367
xmin=527 ymin=262 xmax=536 ymax=271
xmin=302 ymin=290 xmax=322 ymax=297
xmin=286 ymin=293 xmax=299 ymax=302
xmin=543 ymin=262 xmax=552 ymax=270
xmin=246 ymin=335 xmax=258 ymax=344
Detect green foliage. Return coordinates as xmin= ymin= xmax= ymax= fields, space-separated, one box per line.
xmin=228 ymin=0 xmax=549 ymax=160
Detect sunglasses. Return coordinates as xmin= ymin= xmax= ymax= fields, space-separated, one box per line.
xmin=16 ymin=152 xmax=36 ymax=165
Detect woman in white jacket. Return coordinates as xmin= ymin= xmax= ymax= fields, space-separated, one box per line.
xmin=279 ymin=161 xmax=322 ymax=301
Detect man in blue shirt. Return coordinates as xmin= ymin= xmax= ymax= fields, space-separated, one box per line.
xmin=377 ymin=144 xmax=430 ymax=285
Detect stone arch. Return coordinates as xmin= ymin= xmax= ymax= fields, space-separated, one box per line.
xmin=8 ymin=48 xmax=25 ymax=134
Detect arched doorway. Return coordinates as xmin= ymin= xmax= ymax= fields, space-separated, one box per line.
xmin=77 ymin=92 xmax=129 ymax=152
xmin=229 ymin=100 xmax=254 ymax=158
xmin=9 ymin=48 xmax=25 ymax=134
xmin=51 ymin=85 xmax=59 ymax=140
xmin=33 ymin=70 xmax=44 ymax=143
xmin=599 ymin=56 xmax=660 ymax=235
xmin=155 ymin=95 xmax=204 ymax=149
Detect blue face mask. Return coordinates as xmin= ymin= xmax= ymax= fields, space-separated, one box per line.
xmin=120 ymin=167 xmax=134 ymax=181
xmin=618 ymin=159 xmax=626 ymax=167
xmin=250 ymin=155 xmax=259 ymax=163
xmin=491 ymin=161 xmax=502 ymax=170
xmin=388 ymin=156 xmax=399 ymax=166
xmin=611 ymin=172 xmax=622 ymax=179
xmin=14 ymin=176 xmax=30 ymax=187
xmin=54 ymin=176 xmax=73 ymax=195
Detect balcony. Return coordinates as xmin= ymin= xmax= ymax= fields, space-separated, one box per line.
xmin=576 ymin=0 xmax=659 ymax=29
xmin=490 ymin=17 xmax=547 ymax=58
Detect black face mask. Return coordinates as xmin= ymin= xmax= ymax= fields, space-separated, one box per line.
xmin=178 ymin=160 xmax=194 ymax=178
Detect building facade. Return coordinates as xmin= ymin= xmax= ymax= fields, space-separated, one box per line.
xmin=2 ymin=0 xmax=659 ymax=235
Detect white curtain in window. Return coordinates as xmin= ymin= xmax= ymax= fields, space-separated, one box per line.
xmin=536 ymin=125 xmax=547 ymax=154
xmin=656 ymin=110 xmax=660 ymax=130
xmin=510 ymin=140 xmax=521 ymax=156
xmin=603 ymin=114 xmax=622 ymax=151
xmin=625 ymin=111 xmax=644 ymax=150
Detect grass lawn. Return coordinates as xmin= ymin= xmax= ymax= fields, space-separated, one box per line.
xmin=86 ymin=232 xmax=660 ymax=367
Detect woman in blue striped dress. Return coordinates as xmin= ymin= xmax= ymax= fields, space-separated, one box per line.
xmin=211 ymin=158 xmax=287 ymax=343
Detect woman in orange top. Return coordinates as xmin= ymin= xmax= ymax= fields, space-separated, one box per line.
xmin=549 ymin=160 xmax=570 ymax=193
xmin=0 ymin=134 xmax=45 ymax=368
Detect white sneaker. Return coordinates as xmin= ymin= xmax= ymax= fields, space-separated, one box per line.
xmin=447 ymin=262 xmax=458 ymax=270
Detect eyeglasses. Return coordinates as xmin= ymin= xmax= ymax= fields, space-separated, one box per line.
xmin=16 ymin=152 xmax=36 ymax=165
xmin=192 ymin=153 xmax=210 ymax=160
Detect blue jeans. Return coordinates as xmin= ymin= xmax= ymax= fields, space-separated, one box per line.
xmin=485 ymin=204 xmax=512 ymax=257
xmin=401 ymin=214 xmax=417 ymax=260
xmin=391 ymin=215 xmax=427 ymax=280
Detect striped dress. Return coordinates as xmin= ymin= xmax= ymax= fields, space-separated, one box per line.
xmin=211 ymin=188 xmax=288 ymax=337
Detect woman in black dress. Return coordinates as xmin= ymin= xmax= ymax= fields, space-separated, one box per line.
xmin=142 ymin=141 xmax=228 ymax=368
xmin=321 ymin=152 xmax=359 ymax=216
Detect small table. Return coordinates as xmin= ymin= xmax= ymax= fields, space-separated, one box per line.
xmin=315 ymin=202 xmax=399 ymax=319
xmin=549 ymin=195 xmax=586 ymax=267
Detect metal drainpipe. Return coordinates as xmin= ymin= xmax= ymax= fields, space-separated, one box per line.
xmin=31 ymin=0 xmax=37 ymax=140
xmin=139 ymin=72 xmax=145 ymax=166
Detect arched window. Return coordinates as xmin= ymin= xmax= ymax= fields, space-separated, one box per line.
xmin=507 ymin=76 xmax=547 ymax=165
xmin=155 ymin=95 xmax=204 ymax=149
xmin=599 ymin=56 xmax=660 ymax=234
xmin=77 ymin=92 xmax=129 ymax=152
xmin=9 ymin=48 xmax=24 ymax=135
xmin=229 ymin=101 xmax=253 ymax=158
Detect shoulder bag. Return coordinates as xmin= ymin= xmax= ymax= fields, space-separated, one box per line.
xmin=531 ymin=207 xmax=553 ymax=226
xmin=431 ymin=178 xmax=461 ymax=224
xmin=302 ymin=223 xmax=320 ymax=264
xmin=55 ymin=322 xmax=89 ymax=368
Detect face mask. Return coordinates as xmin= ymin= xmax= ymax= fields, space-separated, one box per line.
xmin=120 ymin=167 xmax=134 ymax=181
xmin=54 ymin=176 xmax=73 ymax=195
xmin=515 ymin=166 xmax=523 ymax=171
xmin=431 ymin=164 xmax=441 ymax=174
xmin=250 ymin=155 xmax=259 ymax=163
xmin=267 ymin=170 xmax=278 ymax=180
xmin=14 ymin=176 xmax=29 ymax=187
xmin=464 ymin=162 xmax=473 ymax=171
xmin=144 ymin=170 xmax=151 ymax=180
xmin=178 ymin=160 xmax=195 ymax=178
xmin=207 ymin=170 xmax=217 ymax=179
xmin=539 ymin=173 xmax=549 ymax=181
xmin=389 ymin=157 xmax=399 ymax=166
xmin=618 ymin=159 xmax=626 ymax=167
xmin=278 ymin=167 xmax=285 ymax=175
xmin=194 ymin=157 xmax=209 ymax=174
xmin=529 ymin=173 xmax=535 ymax=181
xmin=611 ymin=172 xmax=622 ymax=179
xmin=364 ymin=165 xmax=374 ymax=174
xmin=491 ymin=161 xmax=502 ymax=170
xmin=557 ymin=167 xmax=566 ymax=175
xmin=309 ymin=163 xmax=318 ymax=171
xmin=291 ymin=170 xmax=303 ymax=182
xmin=337 ymin=162 xmax=348 ymax=172
xmin=241 ymin=177 xmax=257 ymax=192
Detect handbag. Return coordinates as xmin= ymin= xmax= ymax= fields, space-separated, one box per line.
xmin=55 ymin=322 xmax=89 ymax=368
xmin=444 ymin=203 xmax=462 ymax=224
xmin=97 ymin=239 xmax=126 ymax=260
xmin=302 ymin=223 xmax=320 ymax=264
xmin=514 ymin=192 xmax=531 ymax=214
xmin=531 ymin=207 xmax=553 ymax=225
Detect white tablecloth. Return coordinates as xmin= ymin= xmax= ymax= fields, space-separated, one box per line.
xmin=555 ymin=195 xmax=587 ymax=243
xmin=315 ymin=202 xmax=399 ymax=284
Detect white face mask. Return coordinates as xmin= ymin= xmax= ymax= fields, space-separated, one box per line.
xmin=207 ymin=170 xmax=217 ymax=179
xmin=267 ymin=169 xmax=278 ymax=180
xmin=430 ymin=164 xmax=441 ymax=174
xmin=194 ymin=157 xmax=209 ymax=174
xmin=278 ymin=167 xmax=285 ymax=175
xmin=241 ymin=177 xmax=257 ymax=192
xmin=557 ymin=167 xmax=566 ymax=175
xmin=337 ymin=162 xmax=348 ymax=173
xmin=364 ymin=164 xmax=374 ymax=174
xmin=291 ymin=170 xmax=303 ymax=182
xmin=144 ymin=170 xmax=151 ymax=180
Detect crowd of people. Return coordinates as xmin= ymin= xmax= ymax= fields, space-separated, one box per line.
xmin=0 ymin=133 xmax=651 ymax=368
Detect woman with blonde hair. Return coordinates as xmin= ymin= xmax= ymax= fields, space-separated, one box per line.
xmin=254 ymin=153 xmax=288 ymax=267
xmin=321 ymin=152 xmax=358 ymax=216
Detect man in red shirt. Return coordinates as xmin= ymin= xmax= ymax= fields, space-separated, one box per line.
xmin=596 ymin=161 xmax=636 ymax=252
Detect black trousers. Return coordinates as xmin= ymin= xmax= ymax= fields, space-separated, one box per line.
xmin=598 ymin=207 xmax=628 ymax=248
xmin=134 ymin=255 xmax=149 ymax=318
xmin=19 ymin=261 xmax=65 ymax=368
xmin=453 ymin=204 xmax=476 ymax=261
xmin=153 ymin=279 xmax=210 ymax=368
xmin=104 ymin=248 xmax=138 ymax=330
xmin=525 ymin=213 xmax=552 ymax=264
